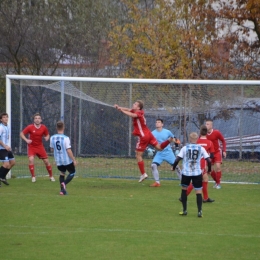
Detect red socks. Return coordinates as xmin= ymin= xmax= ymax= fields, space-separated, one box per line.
xmin=202 ymin=182 xmax=208 ymax=200
xmin=46 ymin=165 xmax=53 ymax=177
xmin=186 ymin=184 xmax=193 ymax=196
xmin=216 ymin=171 xmax=222 ymax=185
xmin=211 ymin=171 xmax=217 ymax=182
xmin=138 ymin=161 xmax=145 ymax=174
xmin=29 ymin=165 xmax=35 ymax=177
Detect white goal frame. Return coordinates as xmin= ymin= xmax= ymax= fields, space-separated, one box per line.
xmin=5 ymin=75 xmax=260 ymax=180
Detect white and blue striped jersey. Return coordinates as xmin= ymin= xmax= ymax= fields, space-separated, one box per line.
xmin=152 ymin=128 xmax=174 ymax=154
xmin=178 ymin=143 xmax=209 ymax=176
xmin=50 ymin=134 xmax=72 ymax=166
xmin=0 ymin=123 xmax=10 ymax=149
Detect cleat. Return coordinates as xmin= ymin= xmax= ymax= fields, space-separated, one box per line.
xmin=59 ymin=191 xmax=64 ymax=195
xmin=198 ymin=211 xmax=203 ymax=218
xmin=216 ymin=184 xmax=221 ymax=189
xmin=179 ymin=197 xmax=182 ymax=202
xmin=138 ymin=173 xmax=148 ymax=183
xmin=32 ymin=177 xmax=36 ymax=183
xmin=150 ymin=182 xmax=161 ymax=187
xmin=179 ymin=211 xmax=187 ymax=216
xmin=213 ymin=183 xmax=217 ymax=188
xmin=61 ymin=182 xmax=67 ymax=195
xmin=50 ymin=176 xmax=55 ymax=182
xmin=0 ymin=178 xmax=9 ymax=185
xmin=203 ymin=198 xmax=215 ymax=203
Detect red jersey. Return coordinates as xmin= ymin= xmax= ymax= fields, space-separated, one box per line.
xmin=197 ymin=137 xmax=214 ymax=169
xmin=22 ymin=124 xmax=49 ymax=147
xmin=130 ymin=109 xmax=151 ymax=137
xmin=206 ymin=129 xmax=226 ymax=153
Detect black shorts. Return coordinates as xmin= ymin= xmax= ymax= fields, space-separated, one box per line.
xmin=57 ymin=162 xmax=75 ymax=174
xmin=0 ymin=149 xmax=15 ymax=162
xmin=181 ymin=174 xmax=202 ymax=190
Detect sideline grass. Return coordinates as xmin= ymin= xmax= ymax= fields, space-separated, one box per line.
xmin=1 ymin=177 xmax=260 ymax=260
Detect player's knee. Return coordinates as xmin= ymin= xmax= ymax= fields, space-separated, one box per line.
xmin=151 ymin=163 xmax=157 ymax=170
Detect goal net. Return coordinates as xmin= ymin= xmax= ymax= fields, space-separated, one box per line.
xmin=6 ymin=75 xmax=260 ymax=184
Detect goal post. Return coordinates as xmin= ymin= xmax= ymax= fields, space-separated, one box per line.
xmin=5 ymin=75 xmax=260 ymax=184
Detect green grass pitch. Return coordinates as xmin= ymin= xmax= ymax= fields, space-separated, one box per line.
xmin=1 ymin=177 xmax=259 ymax=260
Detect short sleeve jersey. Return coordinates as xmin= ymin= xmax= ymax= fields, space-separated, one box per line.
xmin=130 ymin=109 xmax=151 ymax=137
xmin=0 ymin=123 xmax=10 ymax=149
xmin=178 ymin=143 xmax=209 ymax=176
xmin=197 ymin=137 xmax=214 ymax=169
xmin=206 ymin=129 xmax=226 ymax=152
xmin=152 ymin=128 xmax=174 ymax=153
xmin=22 ymin=124 xmax=49 ymax=147
xmin=50 ymin=134 xmax=72 ymax=166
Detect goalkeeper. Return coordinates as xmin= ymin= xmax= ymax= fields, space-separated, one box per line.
xmin=114 ymin=100 xmax=175 ymax=183
xmin=150 ymin=118 xmax=181 ymax=187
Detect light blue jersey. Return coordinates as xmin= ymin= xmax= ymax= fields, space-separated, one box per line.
xmin=0 ymin=123 xmax=10 ymax=149
xmin=178 ymin=143 xmax=209 ymax=176
xmin=50 ymin=134 xmax=72 ymax=166
xmin=152 ymin=128 xmax=175 ymax=165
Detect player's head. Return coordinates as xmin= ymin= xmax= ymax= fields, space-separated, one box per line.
xmin=200 ymin=125 xmax=207 ymax=136
xmin=155 ymin=118 xmax=163 ymax=129
xmin=56 ymin=121 xmax=64 ymax=131
xmin=205 ymin=119 xmax=213 ymax=132
xmin=133 ymin=100 xmax=144 ymax=110
xmin=0 ymin=112 xmax=8 ymax=124
xmin=33 ymin=113 xmax=42 ymax=125
xmin=189 ymin=132 xmax=198 ymax=143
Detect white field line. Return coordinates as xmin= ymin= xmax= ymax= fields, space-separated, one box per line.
xmin=2 ymin=225 xmax=260 ymax=238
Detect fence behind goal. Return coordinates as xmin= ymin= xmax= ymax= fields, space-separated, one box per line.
xmin=6 ymin=75 xmax=260 ymax=184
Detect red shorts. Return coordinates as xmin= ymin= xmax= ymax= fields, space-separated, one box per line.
xmin=135 ymin=132 xmax=158 ymax=152
xmin=28 ymin=145 xmax=48 ymax=159
xmin=211 ymin=151 xmax=222 ymax=164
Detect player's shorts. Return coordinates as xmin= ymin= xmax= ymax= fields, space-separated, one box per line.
xmin=135 ymin=132 xmax=158 ymax=152
xmin=181 ymin=174 xmax=202 ymax=190
xmin=0 ymin=149 xmax=15 ymax=162
xmin=211 ymin=151 xmax=222 ymax=164
xmin=153 ymin=150 xmax=176 ymax=166
xmin=57 ymin=162 xmax=75 ymax=174
xmin=28 ymin=145 xmax=48 ymax=159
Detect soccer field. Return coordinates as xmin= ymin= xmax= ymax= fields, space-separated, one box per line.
xmin=1 ymin=177 xmax=259 ymax=260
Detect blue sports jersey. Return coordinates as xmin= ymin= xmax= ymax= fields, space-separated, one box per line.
xmin=178 ymin=143 xmax=209 ymax=176
xmin=50 ymin=134 xmax=72 ymax=166
xmin=0 ymin=123 xmax=10 ymax=149
xmin=152 ymin=128 xmax=174 ymax=153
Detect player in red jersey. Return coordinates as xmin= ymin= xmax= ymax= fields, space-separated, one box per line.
xmin=114 ymin=100 xmax=174 ymax=183
xmin=179 ymin=125 xmax=215 ymax=202
xmin=20 ymin=113 xmax=55 ymax=183
xmin=205 ymin=119 xmax=226 ymax=189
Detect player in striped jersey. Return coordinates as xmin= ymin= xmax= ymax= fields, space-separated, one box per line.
xmin=0 ymin=113 xmax=15 ymax=186
xmin=180 ymin=125 xmax=215 ymax=202
xmin=114 ymin=100 xmax=175 ymax=183
xmin=50 ymin=121 xmax=77 ymax=195
xmin=172 ymin=132 xmax=212 ymax=217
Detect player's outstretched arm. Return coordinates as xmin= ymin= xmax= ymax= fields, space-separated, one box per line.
xmin=114 ymin=104 xmax=131 ymax=112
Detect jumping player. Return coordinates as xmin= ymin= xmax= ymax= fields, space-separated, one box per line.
xmin=114 ymin=100 xmax=174 ymax=183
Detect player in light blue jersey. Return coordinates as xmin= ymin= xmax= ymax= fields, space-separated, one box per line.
xmin=149 ymin=119 xmax=181 ymax=187
xmin=50 ymin=121 xmax=77 ymax=195
xmin=172 ymin=132 xmax=211 ymax=217
xmin=0 ymin=113 xmax=15 ymax=186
